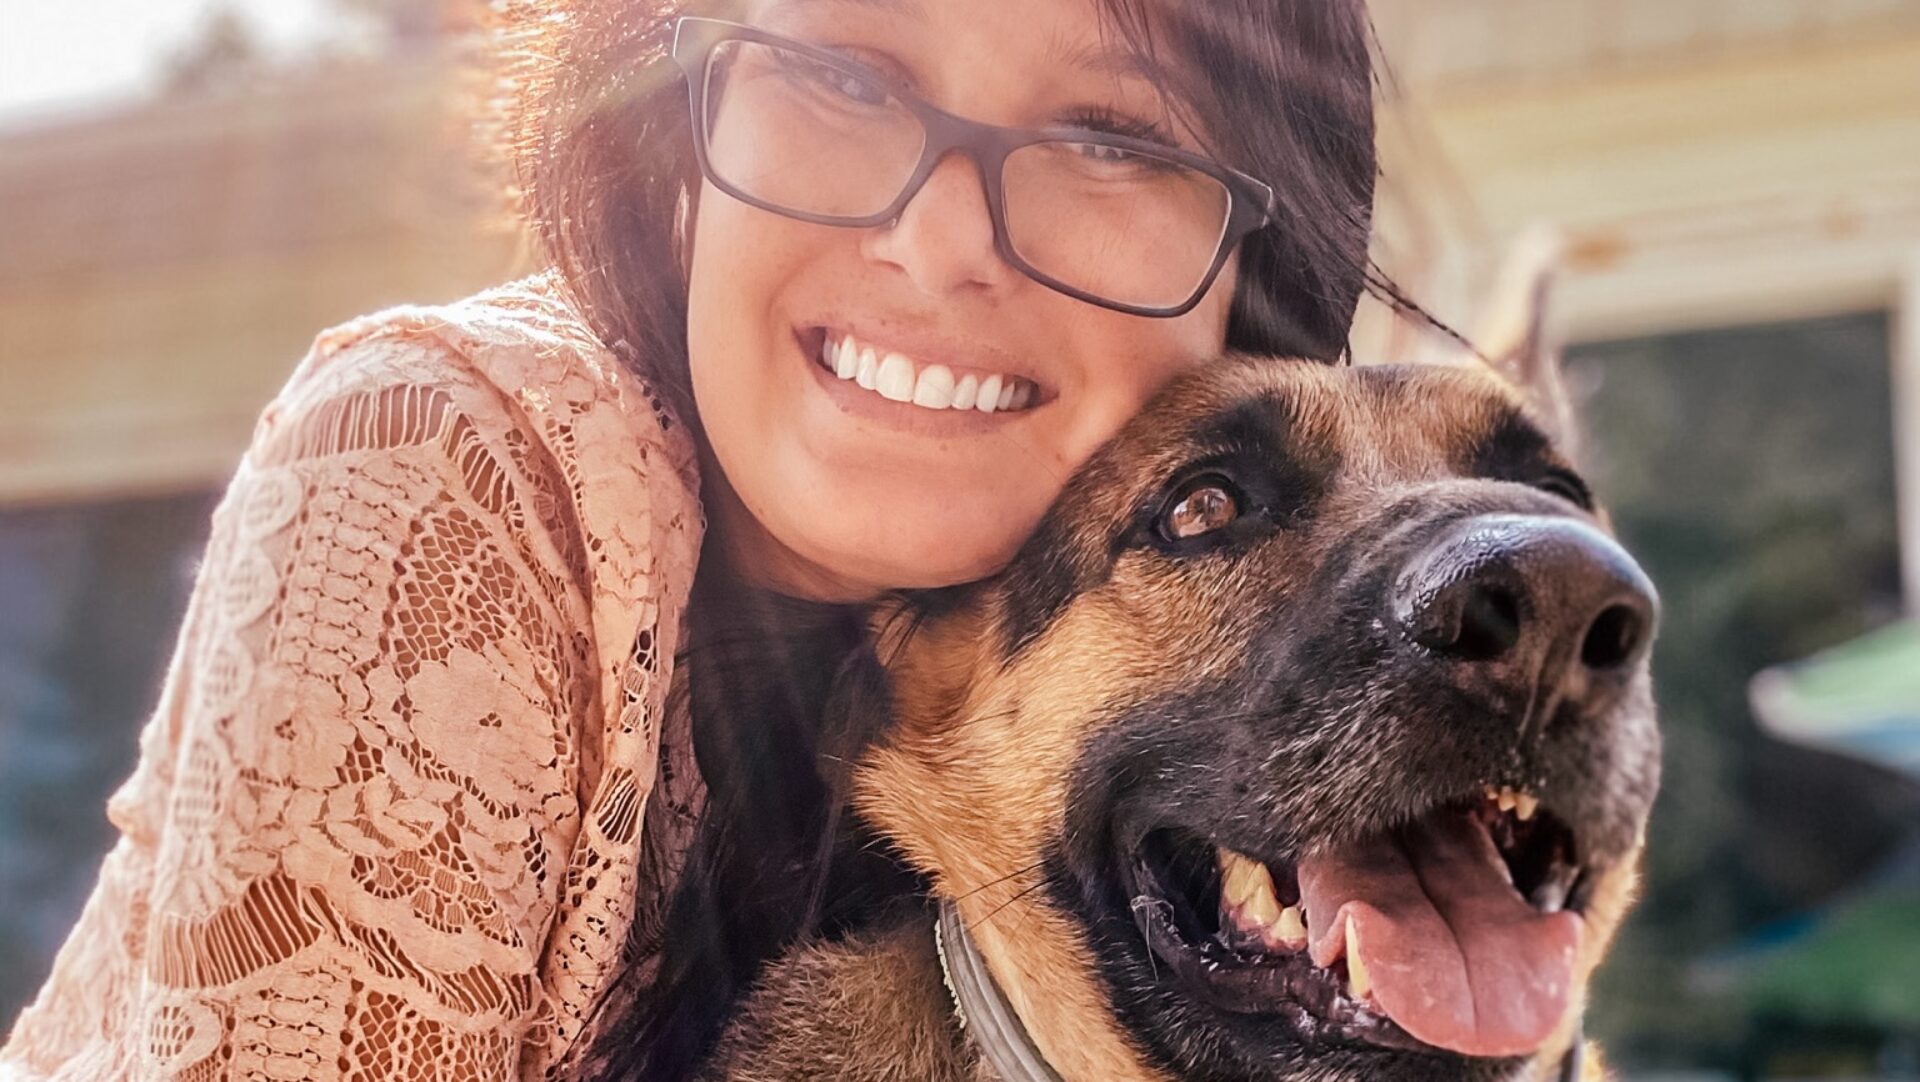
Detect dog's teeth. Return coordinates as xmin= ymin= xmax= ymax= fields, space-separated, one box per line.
xmin=1218 ymin=848 xmax=1291 ymax=944
xmin=1346 ymin=920 xmax=1372 ymax=1001
xmin=1274 ymin=905 xmax=1307 ymax=949
xmin=1514 ymin=792 xmax=1540 ymax=822
xmin=1532 ymin=879 xmax=1569 ymax=914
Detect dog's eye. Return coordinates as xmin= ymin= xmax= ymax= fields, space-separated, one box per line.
xmin=1537 ymin=469 xmax=1594 ymax=510
xmin=1160 ymin=477 xmax=1242 ymax=541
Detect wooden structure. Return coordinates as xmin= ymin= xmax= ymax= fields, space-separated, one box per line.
xmin=0 ymin=61 xmax=525 ymax=506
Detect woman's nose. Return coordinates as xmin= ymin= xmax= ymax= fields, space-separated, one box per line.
xmin=861 ymin=152 xmax=1012 ymax=301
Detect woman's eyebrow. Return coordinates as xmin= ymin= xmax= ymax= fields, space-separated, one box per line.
xmin=1056 ymin=38 xmax=1155 ymax=82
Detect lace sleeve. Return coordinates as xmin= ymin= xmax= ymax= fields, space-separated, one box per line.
xmin=1 ymin=319 xmax=690 ymax=1081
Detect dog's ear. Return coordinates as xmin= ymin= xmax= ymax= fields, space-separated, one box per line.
xmin=1470 ymin=226 xmax=1581 ymax=457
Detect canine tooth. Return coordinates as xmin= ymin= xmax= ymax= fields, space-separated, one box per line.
xmin=1514 ymin=792 xmax=1540 ymax=822
xmin=1275 ymin=905 xmax=1307 ymax=948
xmin=997 ymin=379 xmax=1018 ymax=411
xmin=834 ymin=336 xmax=859 ymax=380
xmin=975 ymin=374 xmax=1003 ymax=414
xmin=1497 ymin=787 xmax=1519 ymax=813
xmin=913 ymin=364 xmax=956 ymax=409
xmin=856 ymin=348 xmax=879 ymax=390
xmin=1346 ymin=920 xmax=1372 ymax=1001
xmin=952 ymin=373 xmax=980 ymax=410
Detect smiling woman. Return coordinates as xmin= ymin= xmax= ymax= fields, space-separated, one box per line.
xmin=0 ymin=0 xmax=1381 ymax=1079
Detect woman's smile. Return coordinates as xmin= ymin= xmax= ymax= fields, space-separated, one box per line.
xmin=791 ymin=321 xmax=1053 ymax=440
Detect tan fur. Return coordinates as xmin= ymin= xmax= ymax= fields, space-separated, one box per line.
xmin=701 ymin=921 xmax=987 ymax=1082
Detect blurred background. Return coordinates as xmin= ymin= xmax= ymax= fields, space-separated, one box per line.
xmin=2 ymin=0 xmax=1917 ymax=1077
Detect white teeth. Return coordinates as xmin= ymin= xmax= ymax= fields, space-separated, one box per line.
xmin=976 ymin=374 xmax=1003 ymax=414
xmin=1346 ymin=920 xmax=1372 ymax=1001
xmin=876 ymin=353 xmax=916 ymax=402
xmin=821 ymin=333 xmax=1037 ymax=415
xmin=952 ymin=373 xmax=980 ymax=411
xmin=913 ymin=364 xmax=956 ymax=409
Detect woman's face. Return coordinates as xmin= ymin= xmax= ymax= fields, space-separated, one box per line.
xmin=686 ymin=0 xmax=1239 ymax=600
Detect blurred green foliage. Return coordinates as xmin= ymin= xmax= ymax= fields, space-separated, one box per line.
xmin=1568 ymin=312 xmax=1920 ymax=1072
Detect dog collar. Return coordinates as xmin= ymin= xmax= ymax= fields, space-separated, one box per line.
xmin=935 ymin=900 xmax=1067 ymax=1082
xmin=936 ymin=900 xmax=1585 ymax=1082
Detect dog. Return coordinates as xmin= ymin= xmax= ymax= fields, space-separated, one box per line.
xmin=699 ymin=355 xmax=1661 ymax=1082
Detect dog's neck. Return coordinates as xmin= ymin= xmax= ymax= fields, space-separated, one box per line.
xmin=935 ymin=901 xmax=1066 ymax=1082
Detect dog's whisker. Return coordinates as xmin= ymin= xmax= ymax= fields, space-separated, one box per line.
xmin=950 ymin=860 xmax=1046 ymax=902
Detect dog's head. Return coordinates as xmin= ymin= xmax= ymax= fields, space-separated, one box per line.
xmin=858 ymin=358 xmax=1661 ymax=1082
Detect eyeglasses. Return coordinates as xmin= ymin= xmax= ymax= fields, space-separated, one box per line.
xmin=669 ymin=17 xmax=1277 ymax=318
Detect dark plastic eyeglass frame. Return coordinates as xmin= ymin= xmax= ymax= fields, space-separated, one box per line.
xmin=670 ymin=16 xmax=1278 ymax=318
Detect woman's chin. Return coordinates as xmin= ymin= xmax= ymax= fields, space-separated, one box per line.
xmin=767 ymin=495 xmax=1034 ymax=598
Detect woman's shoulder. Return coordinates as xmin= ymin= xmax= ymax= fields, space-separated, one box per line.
xmin=265 ymin=272 xmax=700 ymax=502
xmin=250 ymin=273 xmax=705 ymax=652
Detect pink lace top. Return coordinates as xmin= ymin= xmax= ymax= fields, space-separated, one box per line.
xmin=0 ymin=277 xmax=708 ymax=1080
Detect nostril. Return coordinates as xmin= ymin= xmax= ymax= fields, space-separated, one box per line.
xmin=1580 ymin=603 xmax=1646 ymax=670
xmin=1454 ymin=585 xmax=1523 ymax=661
xmin=1428 ymin=583 xmax=1528 ymax=659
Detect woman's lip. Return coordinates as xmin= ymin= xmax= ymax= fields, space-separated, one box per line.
xmin=798 ymin=321 xmax=1052 ymax=395
xmin=791 ymin=328 xmax=1048 ymax=437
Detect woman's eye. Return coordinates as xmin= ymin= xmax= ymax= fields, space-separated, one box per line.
xmin=1072 ymin=141 xmax=1131 ymax=163
xmin=784 ymin=54 xmax=891 ymax=107
xmin=1160 ymin=479 xmax=1242 ymax=541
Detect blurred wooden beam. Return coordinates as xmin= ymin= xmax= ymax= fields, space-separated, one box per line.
xmin=0 ymin=61 xmax=526 ymax=508
xmin=1896 ymin=256 xmax=1920 ymax=614
xmin=1375 ymin=28 xmax=1920 ymax=344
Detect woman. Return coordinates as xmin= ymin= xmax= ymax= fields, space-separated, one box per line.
xmin=0 ymin=0 xmax=1377 ymax=1077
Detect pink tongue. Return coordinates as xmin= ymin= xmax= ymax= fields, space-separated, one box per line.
xmin=1297 ymin=811 xmax=1582 ymax=1058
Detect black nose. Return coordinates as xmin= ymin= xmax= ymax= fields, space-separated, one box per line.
xmin=1394 ymin=515 xmax=1658 ymax=715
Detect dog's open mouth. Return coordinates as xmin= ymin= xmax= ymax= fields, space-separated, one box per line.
xmin=1125 ymin=788 xmax=1593 ymax=1059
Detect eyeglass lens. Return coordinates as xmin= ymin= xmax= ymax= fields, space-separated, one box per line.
xmin=701 ymin=39 xmax=1235 ymax=311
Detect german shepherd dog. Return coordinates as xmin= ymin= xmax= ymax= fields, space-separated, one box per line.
xmin=701 ymin=357 xmax=1660 ymax=1081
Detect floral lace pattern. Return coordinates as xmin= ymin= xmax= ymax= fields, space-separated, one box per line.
xmin=0 ymin=277 xmax=705 ymax=1080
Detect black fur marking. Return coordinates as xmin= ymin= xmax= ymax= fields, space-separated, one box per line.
xmin=1470 ymin=409 xmax=1594 ymax=511
xmin=997 ymin=510 xmax=1106 ymax=661
xmin=1186 ymin=395 xmax=1339 ymax=529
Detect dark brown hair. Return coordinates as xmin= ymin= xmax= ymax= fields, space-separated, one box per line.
xmin=491 ymin=1 xmax=1383 ymax=1077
